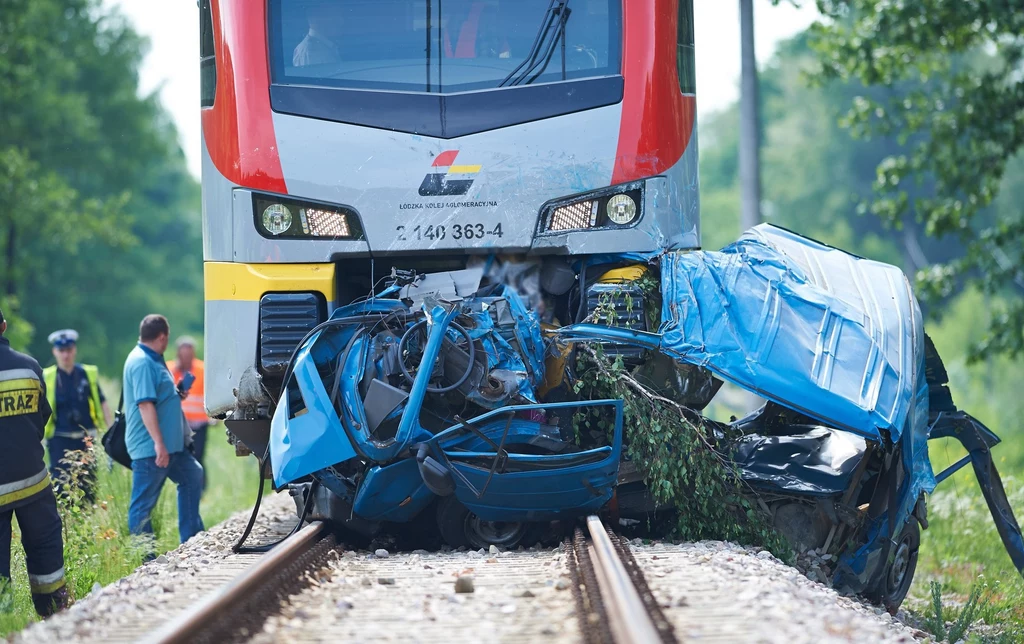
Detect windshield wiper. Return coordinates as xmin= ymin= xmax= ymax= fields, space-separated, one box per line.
xmin=499 ymin=0 xmax=571 ymax=88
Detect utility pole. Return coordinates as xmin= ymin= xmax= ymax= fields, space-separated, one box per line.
xmin=739 ymin=0 xmax=764 ymax=413
xmin=739 ymin=0 xmax=762 ymax=232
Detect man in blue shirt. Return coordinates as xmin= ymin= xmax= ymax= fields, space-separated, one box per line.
xmin=123 ymin=314 xmax=204 ymax=544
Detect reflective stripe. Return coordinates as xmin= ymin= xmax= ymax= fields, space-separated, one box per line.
xmin=0 ymin=470 xmax=51 ymax=508
xmin=28 ymin=567 xmax=65 ymax=585
xmin=51 ymin=429 xmax=98 ymax=440
xmin=0 ymin=378 xmax=43 ymax=393
xmin=0 ymin=467 xmax=47 ymax=496
xmin=0 ymin=368 xmax=40 ymax=382
xmin=29 ymin=567 xmax=66 ymax=594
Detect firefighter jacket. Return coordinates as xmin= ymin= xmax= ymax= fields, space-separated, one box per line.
xmin=42 ymin=363 xmax=103 ymax=438
xmin=0 ymin=335 xmax=54 ymax=511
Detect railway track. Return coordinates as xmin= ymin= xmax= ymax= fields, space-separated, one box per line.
xmin=139 ymin=516 xmax=676 ymax=644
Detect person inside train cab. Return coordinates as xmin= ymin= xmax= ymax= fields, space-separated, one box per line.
xmin=293 ymin=2 xmax=345 ymax=67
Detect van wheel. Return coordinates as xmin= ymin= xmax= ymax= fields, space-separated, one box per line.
xmin=866 ymin=519 xmax=920 ymax=613
xmin=436 ymin=496 xmax=529 ymax=550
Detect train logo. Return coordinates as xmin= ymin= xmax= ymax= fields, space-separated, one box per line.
xmin=418 ymin=150 xmax=482 ymax=197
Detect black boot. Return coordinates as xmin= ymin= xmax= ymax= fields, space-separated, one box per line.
xmin=32 ymin=584 xmax=71 ymax=617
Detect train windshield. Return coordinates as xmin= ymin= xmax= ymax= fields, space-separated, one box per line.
xmin=268 ymin=0 xmax=621 ymax=93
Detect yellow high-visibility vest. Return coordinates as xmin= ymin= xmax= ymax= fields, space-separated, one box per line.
xmin=42 ymin=364 xmax=103 ymax=439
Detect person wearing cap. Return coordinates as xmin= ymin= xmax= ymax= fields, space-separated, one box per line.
xmin=42 ymin=329 xmax=113 ymax=503
xmin=170 ymin=336 xmax=212 ymax=491
xmin=0 ymin=307 xmax=71 ymax=616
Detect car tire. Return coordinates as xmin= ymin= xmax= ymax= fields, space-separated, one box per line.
xmin=436 ymin=496 xmax=530 ymax=550
xmin=865 ymin=519 xmax=921 ymax=613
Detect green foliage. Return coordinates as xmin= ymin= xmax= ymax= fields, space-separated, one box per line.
xmin=803 ymin=0 xmax=1024 ymax=360
xmin=926 ymin=581 xmax=947 ymax=639
xmin=903 ymin=289 xmax=1024 ymax=642
xmin=572 ymin=346 xmax=789 ymax=555
xmin=0 ymin=295 xmax=32 ymax=350
xmin=921 ymin=580 xmax=993 ymax=643
xmin=0 ymin=0 xmax=202 ymax=375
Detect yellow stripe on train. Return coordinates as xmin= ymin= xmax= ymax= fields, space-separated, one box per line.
xmin=204 ymin=262 xmax=335 ymax=302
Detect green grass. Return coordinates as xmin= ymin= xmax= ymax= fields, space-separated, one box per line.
xmin=906 ymin=440 xmax=1024 ymax=642
xmin=0 ymin=430 xmax=259 ymax=637
xmin=903 ymin=290 xmax=1024 ymax=642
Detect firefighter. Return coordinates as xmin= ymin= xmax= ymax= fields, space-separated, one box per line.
xmin=42 ymin=329 xmax=112 ymax=503
xmin=0 ymin=307 xmax=70 ymax=616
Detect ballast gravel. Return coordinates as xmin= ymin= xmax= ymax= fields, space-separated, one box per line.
xmin=248 ymin=545 xmax=580 ymax=643
xmin=630 ymin=539 xmax=930 ymax=643
xmin=10 ymin=497 xmax=938 ymax=643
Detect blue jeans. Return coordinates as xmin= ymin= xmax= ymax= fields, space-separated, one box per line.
xmin=128 ymin=452 xmax=205 ymax=544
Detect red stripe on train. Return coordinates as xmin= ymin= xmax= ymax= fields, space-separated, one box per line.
xmin=202 ymin=0 xmax=287 ymax=194
xmin=611 ymin=0 xmax=696 ymax=185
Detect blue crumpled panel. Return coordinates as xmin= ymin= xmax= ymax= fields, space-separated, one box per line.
xmin=659 ymin=224 xmax=923 ymax=442
xmin=270 ymin=333 xmax=359 ymax=486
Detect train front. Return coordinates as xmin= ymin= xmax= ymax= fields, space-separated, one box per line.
xmin=201 ymin=0 xmax=699 ymax=439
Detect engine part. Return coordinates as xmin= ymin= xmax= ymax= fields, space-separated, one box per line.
xmin=540 ymin=258 xmax=576 ymax=295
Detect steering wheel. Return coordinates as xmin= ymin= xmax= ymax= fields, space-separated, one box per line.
xmin=399 ymin=320 xmax=476 ymax=394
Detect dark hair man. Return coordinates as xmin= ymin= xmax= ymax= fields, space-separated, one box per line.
xmin=122 ymin=314 xmax=204 ymax=546
xmin=42 ymin=329 xmax=113 ymax=503
xmin=0 ymin=307 xmax=70 ymax=616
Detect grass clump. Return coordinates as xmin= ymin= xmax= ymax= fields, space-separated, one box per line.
xmin=919 ymin=579 xmax=1005 ymax=643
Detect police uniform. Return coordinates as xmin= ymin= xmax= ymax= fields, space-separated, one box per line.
xmin=0 ymin=308 xmax=70 ymax=616
xmin=43 ymin=330 xmax=106 ymax=502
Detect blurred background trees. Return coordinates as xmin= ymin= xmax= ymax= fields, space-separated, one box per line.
xmin=803 ymin=0 xmax=1023 ymax=361
xmin=0 ymin=0 xmax=201 ymax=373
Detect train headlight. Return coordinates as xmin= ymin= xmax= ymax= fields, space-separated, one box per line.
xmin=261 ymin=204 xmax=293 ymax=235
xmin=538 ymin=183 xmax=644 ymax=235
xmin=606 ymin=194 xmax=637 ymax=225
xmin=548 ymin=200 xmax=599 ymax=232
xmin=253 ymin=194 xmax=364 ymax=240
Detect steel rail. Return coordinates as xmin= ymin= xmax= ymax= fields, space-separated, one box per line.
xmin=586 ymin=515 xmax=664 ymax=644
xmin=142 ymin=520 xmax=328 ymax=644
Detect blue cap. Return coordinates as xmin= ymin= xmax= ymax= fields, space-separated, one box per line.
xmin=48 ymin=329 xmax=79 ymax=348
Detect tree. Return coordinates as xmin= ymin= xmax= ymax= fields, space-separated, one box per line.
xmin=804 ymin=0 xmax=1024 ymax=360
xmin=700 ymin=32 xmax=969 ymax=271
xmin=0 ymin=0 xmax=202 ymax=372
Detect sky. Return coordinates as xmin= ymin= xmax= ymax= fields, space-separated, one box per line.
xmin=107 ymin=0 xmax=819 ymax=178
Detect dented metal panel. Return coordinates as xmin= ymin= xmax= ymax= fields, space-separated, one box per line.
xmin=658 ymin=224 xmax=922 ymax=442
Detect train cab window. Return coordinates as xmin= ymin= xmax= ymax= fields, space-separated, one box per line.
xmin=200 ymin=0 xmax=216 ymax=107
xmin=677 ymin=0 xmax=696 ymax=95
xmin=268 ymin=0 xmax=621 ymax=94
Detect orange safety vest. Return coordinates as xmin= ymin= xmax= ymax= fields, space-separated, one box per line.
xmin=170 ymin=358 xmax=207 ymax=423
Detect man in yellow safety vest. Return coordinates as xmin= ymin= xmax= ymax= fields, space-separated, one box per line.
xmin=42 ymin=329 xmax=113 ymax=503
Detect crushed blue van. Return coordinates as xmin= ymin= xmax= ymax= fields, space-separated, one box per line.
xmin=228 ymin=224 xmax=1022 ymax=611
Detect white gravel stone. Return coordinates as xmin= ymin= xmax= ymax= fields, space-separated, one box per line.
xmin=631 ymin=540 xmax=926 ymax=643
